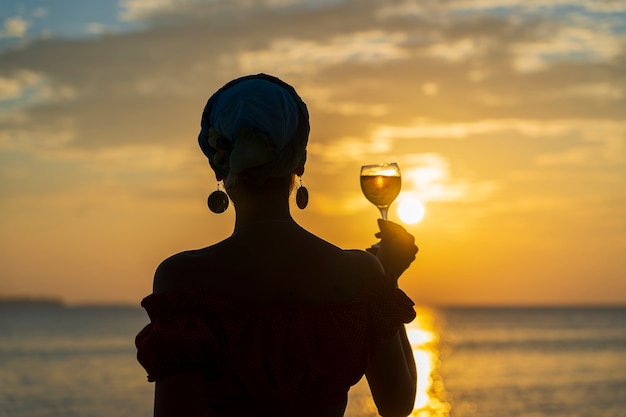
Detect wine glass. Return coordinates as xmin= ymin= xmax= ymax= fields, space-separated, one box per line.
xmin=360 ymin=162 xmax=402 ymax=221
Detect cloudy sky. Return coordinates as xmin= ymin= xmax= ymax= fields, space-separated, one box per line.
xmin=1 ymin=0 xmax=625 ymax=305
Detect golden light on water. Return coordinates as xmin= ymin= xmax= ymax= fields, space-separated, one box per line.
xmin=407 ymin=308 xmax=450 ymax=417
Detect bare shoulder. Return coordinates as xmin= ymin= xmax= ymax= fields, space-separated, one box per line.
xmin=343 ymin=249 xmax=385 ymax=277
xmin=296 ymin=227 xmax=385 ymax=289
xmin=152 ymin=246 xmax=222 ymax=294
xmin=152 ymin=252 xmax=192 ymax=294
xmin=334 ymin=249 xmax=385 ymax=296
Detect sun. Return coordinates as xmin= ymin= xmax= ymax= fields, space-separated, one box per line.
xmin=397 ymin=195 xmax=425 ymax=224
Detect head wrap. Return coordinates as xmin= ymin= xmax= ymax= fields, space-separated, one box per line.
xmin=198 ymin=74 xmax=310 ymax=183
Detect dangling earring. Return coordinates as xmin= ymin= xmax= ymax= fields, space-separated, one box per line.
xmin=207 ymin=181 xmax=229 ymax=213
xmin=296 ymin=176 xmax=309 ymax=209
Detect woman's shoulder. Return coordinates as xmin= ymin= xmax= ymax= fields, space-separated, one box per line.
xmin=341 ymin=248 xmax=384 ymax=278
xmin=150 ymin=228 xmax=385 ymax=301
xmin=152 ymin=246 xmax=223 ymax=294
xmin=336 ymin=248 xmax=385 ymax=292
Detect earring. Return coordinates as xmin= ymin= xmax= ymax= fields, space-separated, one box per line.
xmin=296 ymin=176 xmax=309 ymax=209
xmin=207 ymin=182 xmax=229 ymax=213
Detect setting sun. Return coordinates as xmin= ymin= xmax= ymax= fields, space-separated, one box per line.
xmin=397 ymin=195 xmax=426 ymax=224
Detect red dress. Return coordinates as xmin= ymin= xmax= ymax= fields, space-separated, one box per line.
xmin=135 ymin=275 xmax=415 ymax=407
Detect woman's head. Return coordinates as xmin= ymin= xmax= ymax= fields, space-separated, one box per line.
xmin=198 ymin=74 xmax=310 ymax=186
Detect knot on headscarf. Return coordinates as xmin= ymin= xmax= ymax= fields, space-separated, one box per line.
xmin=198 ymin=74 xmax=309 ymax=183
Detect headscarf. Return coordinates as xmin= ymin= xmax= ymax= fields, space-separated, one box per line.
xmin=198 ymin=74 xmax=310 ymax=183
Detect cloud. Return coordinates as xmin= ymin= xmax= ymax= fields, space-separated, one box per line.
xmin=398 ymin=152 xmax=500 ymax=203
xmin=446 ymin=0 xmax=626 ymax=13
xmin=238 ymin=31 xmax=410 ymax=75
xmin=582 ymin=0 xmax=626 ymax=12
xmin=374 ymin=119 xmax=626 ymax=141
xmin=0 ymin=0 xmax=624 ymax=160
xmin=2 ymin=17 xmax=28 ymax=39
xmin=0 ymin=70 xmax=41 ymax=100
xmin=376 ymin=0 xmax=626 ymax=76
xmin=0 ymin=69 xmax=77 ymax=147
xmin=32 ymin=8 xmax=48 ymax=19
xmin=371 ymin=118 xmax=626 ymax=187
xmin=0 ymin=118 xmax=76 ymax=154
xmin=375 ymin=1 xmax=436 ymax=19
xmin=512 ymin=26 xmax=623 ymax=72
xmin=421 ymin=82 xmax=439 ymax=95
xmin=377 ymin=0 xmax=626 ymax=21
xmin=542 ymin=82 xmax=624 ymax=101
xmin=85 ymin=23 xmax=109 ymax=35
xmin=0 ymin=69 xmax=77 ymax=105
xmin=308 ymin=135 xmax=392 ymax=165
xmin=535 ymin=146 xmax=600 ymax=166
xmin=535 ymin=123 xmax=626 ymax=167
xmin=117 ymin=0 xmax=334 ymax=21
xmin=427 ymin=38 xmax=488 ymax=62
xmin=119 ymin=0 xmax=198 ymax=21
xmin=298 ymin=84 xmax=389 ymax=116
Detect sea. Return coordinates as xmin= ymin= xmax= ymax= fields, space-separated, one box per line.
xmin=1 ymin=303 xmax=625 ymax=417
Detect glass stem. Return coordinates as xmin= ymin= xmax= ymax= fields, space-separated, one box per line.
xmin=378 ymin=206 xmax=389 ymax=220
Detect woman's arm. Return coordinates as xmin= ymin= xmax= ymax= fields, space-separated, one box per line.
xmin=365 ymin=219 xmax=419 ymax=416
xmin=366 ymin=326 xmax=417 ymax=417
xmin=154 ymin=372 xmax=209 ymax=417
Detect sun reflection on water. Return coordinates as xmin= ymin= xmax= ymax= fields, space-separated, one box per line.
xmin=407 ymin=307 xmax=450 ymax=417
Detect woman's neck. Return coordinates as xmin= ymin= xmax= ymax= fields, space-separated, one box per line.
xmin=225 ymin=175 xmax=297 ymax=233
xmin=232 ymin=198 xmax=295 ymax=233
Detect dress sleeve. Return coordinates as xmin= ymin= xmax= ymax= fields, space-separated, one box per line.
xmin=135 ymin=292 xmax=226 ymax=382
xmin=360 ymin=272 xmax=416 ymax=346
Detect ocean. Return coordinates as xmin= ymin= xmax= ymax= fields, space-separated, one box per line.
xmin=1 ymin=304 xmax=625 ymax=417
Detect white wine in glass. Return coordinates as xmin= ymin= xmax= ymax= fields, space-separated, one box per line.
xmin=360 ymin=162 xmax=401 ymax=220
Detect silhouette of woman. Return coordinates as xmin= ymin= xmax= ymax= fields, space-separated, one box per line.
xmin=136 ymin=74 xmax=418 ymax=417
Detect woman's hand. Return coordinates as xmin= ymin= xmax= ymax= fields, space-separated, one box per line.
xmin=367 ymin=219 xmax=418 ymax=281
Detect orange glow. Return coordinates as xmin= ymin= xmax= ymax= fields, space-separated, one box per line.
xmin=1 ymin=2 xmax=624 ymax=308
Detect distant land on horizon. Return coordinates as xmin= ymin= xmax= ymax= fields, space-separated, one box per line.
xmin=0 ymin=296 xmax=623 ymax=310
xmin=0 ymin=296 xmax=65 ymax=307
xmin=0 ymin=296 xmax=144 ymax=309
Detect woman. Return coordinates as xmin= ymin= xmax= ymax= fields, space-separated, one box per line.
xmin=136 ymin=74 xmax=419 ymax=417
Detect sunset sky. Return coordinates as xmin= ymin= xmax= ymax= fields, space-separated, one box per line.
xmin=1 ymin=0 xmax=625 ymax=306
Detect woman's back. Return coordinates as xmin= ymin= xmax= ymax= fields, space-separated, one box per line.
xmin=138 ymin=222 xmax=415 ymax=416
xmin=153 ymin=221 xmax=381 ymax=305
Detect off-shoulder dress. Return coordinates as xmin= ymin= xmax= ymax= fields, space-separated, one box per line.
xmin=135 ymin=272 xmax=415 ymax=410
